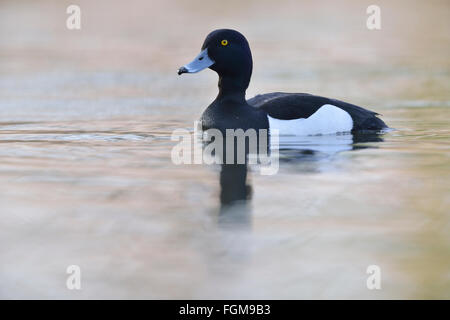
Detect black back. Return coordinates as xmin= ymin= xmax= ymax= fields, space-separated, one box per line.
xmin=248 ymin=92 xmax=387 ymax=131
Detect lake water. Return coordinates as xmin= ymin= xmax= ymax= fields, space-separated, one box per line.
xmin=0 ymin=0 xmax=449 ymax=299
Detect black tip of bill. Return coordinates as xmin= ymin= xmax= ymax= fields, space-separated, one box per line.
xmin=177 ymin=67 xmax=188 ymax=75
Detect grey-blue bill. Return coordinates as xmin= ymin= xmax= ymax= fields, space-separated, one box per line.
xmin=178 ymin=48 xmax=214 ymax=75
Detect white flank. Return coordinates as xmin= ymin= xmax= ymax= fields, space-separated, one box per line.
xmin=268 ymin=104 xmax=353 ymax=136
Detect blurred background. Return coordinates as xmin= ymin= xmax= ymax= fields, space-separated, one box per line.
xmin=0 ymin=0 xmax=449 ymax=299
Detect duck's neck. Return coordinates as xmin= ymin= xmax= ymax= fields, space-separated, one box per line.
xmin=216 ymin=74 xmax=249 ymax=104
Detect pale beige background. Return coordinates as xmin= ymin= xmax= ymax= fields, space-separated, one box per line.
xmin=0 ymin=0 xmax=449 ymax=299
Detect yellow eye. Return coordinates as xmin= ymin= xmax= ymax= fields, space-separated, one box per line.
xmin=221 ymin=39 xmax=228 ymax=46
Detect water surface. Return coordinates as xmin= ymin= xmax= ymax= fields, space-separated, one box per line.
xmin=0 ymin=0 xmax=449 ymax=299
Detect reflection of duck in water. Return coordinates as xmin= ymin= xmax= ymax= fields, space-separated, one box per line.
xmin=211 ymin=131 xmax=384 ymax=229
xmin=275 ymin=131 xmax=385 ymax=162
xmin=218 ymin=164 xmax=251 ymax=229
